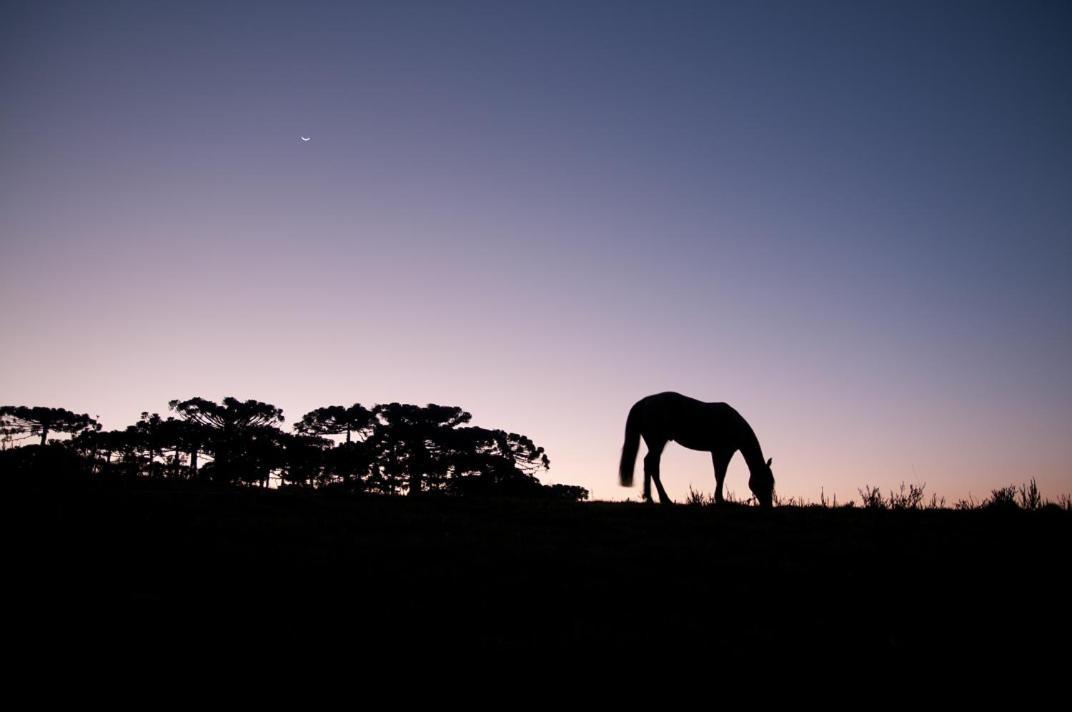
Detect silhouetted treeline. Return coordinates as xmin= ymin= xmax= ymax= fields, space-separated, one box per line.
xmin=0 ymin=400 xmax=588 ymax=501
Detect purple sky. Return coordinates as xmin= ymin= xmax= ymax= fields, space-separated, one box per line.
xmin=2 ymin=1 xmax=1070 ymax=502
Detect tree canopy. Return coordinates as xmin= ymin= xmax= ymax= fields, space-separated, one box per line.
xmin=294 ymin=404 xmax=375 ymax=443
xmin=0 ymin=406 xmax=99 ymax=446
xmin=1 ymin=397 xmax=586 ymax=501
xmin=169 ymin=397 xmax=284 ymax=431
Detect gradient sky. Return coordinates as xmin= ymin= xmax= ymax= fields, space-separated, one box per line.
xmin=2 ymin=0 xmax=1070 ymax=503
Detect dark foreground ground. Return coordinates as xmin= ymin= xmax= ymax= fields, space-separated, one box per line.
xmin=7 ymin=476 xmax=1070 ymax=666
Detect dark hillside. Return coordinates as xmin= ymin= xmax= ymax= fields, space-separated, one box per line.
xmin=8 ymin=475 xmax=1069 ymax=663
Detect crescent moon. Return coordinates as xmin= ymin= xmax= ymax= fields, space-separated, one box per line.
xmin=300 ymin=136 xmax=311 ymax=141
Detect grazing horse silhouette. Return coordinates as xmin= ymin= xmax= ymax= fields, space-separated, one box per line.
xmin=619 ymin=392 xmax=774 ymax=507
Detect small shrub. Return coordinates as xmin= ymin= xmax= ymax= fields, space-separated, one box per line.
xmin=685 ymin=485 xmax=710 ymax=507
xmin=955 ymin=494 xmax=978 ymax=511
xmin=986 ymin=485 xmax=1019 ymax=510
xmin=773 ymin=490 xmax=803 ymax=506
xmin=1018 ymin=478 xmax=1042 ymax=511
xmin=859 ymin=485 xmax=885 ymax=510
xmin=541 ymin=484 xmax=590 ymax=502
xmin=888 ymin=482 xmax=926 ymax=510
xmin=927 ymin=493 xmax=946 ymax=510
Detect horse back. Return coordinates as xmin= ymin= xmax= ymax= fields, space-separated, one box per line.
xmin=635 ymin=392 xmax=742 ymax=450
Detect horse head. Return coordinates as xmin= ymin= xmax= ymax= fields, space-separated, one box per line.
xmin=749 ymin=457 xmax=775 ymax=508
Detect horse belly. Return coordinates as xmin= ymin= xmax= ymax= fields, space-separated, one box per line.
xmin=671 ymin=433 xmax=713 ymax=451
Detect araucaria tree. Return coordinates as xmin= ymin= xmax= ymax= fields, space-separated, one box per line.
xmin=0 ymin=406 xmax=99 ymax=446
xmin=442 ymin=426 xmax=551 ymax=496
xmin=294 ymin=404 xmax=375 ymax=444
xmin=169 ymin=397 xmax=284 ymax=483
xmin=370 ymin=403 xmax=472 ymax=496
xmin=294 ymin=404 xmax=378 ymax=489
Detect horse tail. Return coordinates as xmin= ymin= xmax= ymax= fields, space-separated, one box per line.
xmin=619 ymin=401 xmax=642 ymax=487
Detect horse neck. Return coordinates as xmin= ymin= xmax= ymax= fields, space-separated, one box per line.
xmin=736 ymin=427 xmax=766 ymax=475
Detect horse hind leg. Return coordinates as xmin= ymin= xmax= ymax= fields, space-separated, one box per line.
xmin=642 ymin=447 xmax=655 ymax=503
xmin=643 ymin=438 xmax=672 ymax=505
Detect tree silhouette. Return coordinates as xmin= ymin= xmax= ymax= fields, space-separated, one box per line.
xmin=370 ymin=403 xmax=471 ymax=496
xmin=322 ymin=440 xmax=375 ymax=490
xmin=0 ymin=396 xmax=582 ymax=499
xmin=134 ymin=413 xmax=167 ymax=478
xmin=291 ymin=405 xmax=380 ymax=488
xmin=72 ymin=428 xmax=131 ymax=475
xmin=157 ymin=417 xmax=203 ymax=479
xmin=0 ymin=406 xmax=99 ymax=446
xmin=120 ymin=413 xmax=196 ymax=479
xmin=227 ymin=425 xmax=287 ymax=487
xmin=295 ymin=404 xmax=375 ymax=444
xmin=168 ymin=397 xmax=284 ymax=431
xmin=169 ymin=397 xmax=284 ymax=483
xmin=444 ymin=426 xmax=551 ymax=496
xmin=276 ymin=431 xmax=332 ymax=488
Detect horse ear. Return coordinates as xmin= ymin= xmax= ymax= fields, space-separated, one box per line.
xmin=766 ymin=458 xmax=773 ymax=467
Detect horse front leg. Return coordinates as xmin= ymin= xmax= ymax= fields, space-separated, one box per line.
xmin=711 ymin=450 xmax=732 ymax=505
